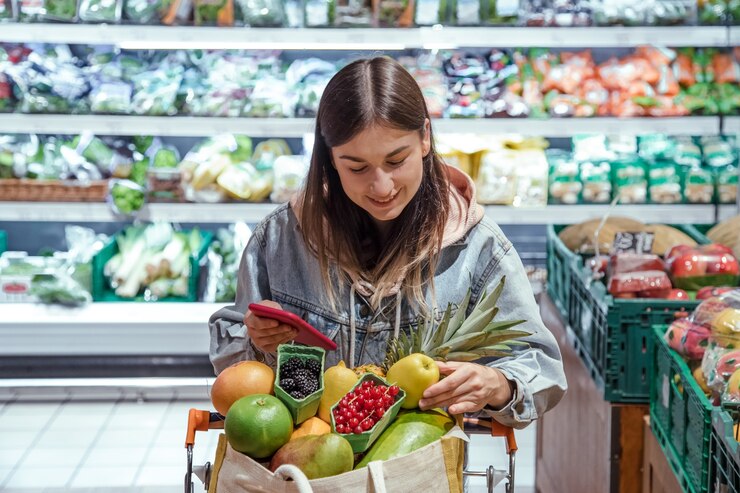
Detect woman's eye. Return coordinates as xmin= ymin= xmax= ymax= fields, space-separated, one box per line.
xmin=387 ymin=158 xmax=407 ymax=167
xmin=350 ymin=166 xmax=367 ymax=174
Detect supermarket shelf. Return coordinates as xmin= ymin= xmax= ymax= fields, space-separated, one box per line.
xmin=731 ymin=25 xmax=740 ymax=46
xmin=718 ymin=204 xmax=739 ymax=222
xmin=0 ymin=24 xmax=731 ymax=48
xmin=485 ymin=204 xmax=718 ymax=224
xmin=0 ymin=302 xmax=220 ymax=355
xmin=724 ymin=116 xmax=740 ymax=136
xmin=0 ymin=202 xmax=719 ymax=224
xmin=0 ymin=114 xmax=723 ymax=137
xmin=0 ymin=202 xmax=281 ymax=223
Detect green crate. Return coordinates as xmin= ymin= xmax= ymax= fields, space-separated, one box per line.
xmin=91 ymin=228 xmax=212 ymax=302
xmin=0 ymin=230 xmax=6 ymax=255
xmin=710 ymin=408 xmax=740 ymax=493
xmin=650 ymin=325 xmax=716 ymax=493
xmin=329 ymin=373 xmax=405 ymax=454
xmin=549 ymin=223 xmax=709 ymax=403
xmin=274 ymin=344 xmax=326 ymax=426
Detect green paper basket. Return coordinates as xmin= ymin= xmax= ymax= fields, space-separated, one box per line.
xmin=274 ymin=344 xmax=326 ymax=425
xmin=330 ymin=373 xmax=406 ymax=454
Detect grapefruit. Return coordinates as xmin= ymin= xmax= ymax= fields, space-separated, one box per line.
xmin=225 ymin=394 xmax=293 ymax=459
xmin=211 ymin=360 xmax=275 ymax=416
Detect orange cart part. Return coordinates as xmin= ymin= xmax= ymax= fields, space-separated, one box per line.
xmin=464 ymin=417 xmax=518 ymax=454
xmin=186 ymin=409 xmax=213 ymax=448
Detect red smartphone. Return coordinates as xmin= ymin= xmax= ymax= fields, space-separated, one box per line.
xmin=247 ymin=303 xmax=337 ymax=351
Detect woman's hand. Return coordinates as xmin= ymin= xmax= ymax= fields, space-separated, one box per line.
xmin=244 ymin=300 xmax=298 ymax=353
xmin=418 ymin=361 xmax=515 ymax=415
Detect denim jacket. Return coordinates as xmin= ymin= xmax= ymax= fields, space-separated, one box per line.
xmin=209 ymin=204 xmax=566 ymax=429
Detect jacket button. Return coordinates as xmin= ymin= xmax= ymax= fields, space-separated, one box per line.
xmin=359 ymin=305 xmax=371 ymax=318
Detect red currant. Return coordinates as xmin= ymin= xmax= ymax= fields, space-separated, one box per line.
xmin=364 ymin=399 xmax=375 ymax=410
xmin=354 ymin=425 xmax=363 ymax=434
xmin=389 ymin=385 xmax=399 ymax=396
xmin=362 ymin=420 xmax=373 ymax=431
xmin=383 ymin=395 xmax=394 ymax=406
xmin=372 ymin=387 xmax=383 ymax=398
xmin=336 ymin=424 xmax=347 ymax=434
xmin=349 ymin=417 xmax=359 ymax=428
xmin=376 ymin=408 xmax=385 ymax=419
xmin=335 ymin=415 xmax=346 ymax=425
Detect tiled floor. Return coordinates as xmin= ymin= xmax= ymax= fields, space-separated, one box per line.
xmin=0 ymin=398 xmax=536 ymax=492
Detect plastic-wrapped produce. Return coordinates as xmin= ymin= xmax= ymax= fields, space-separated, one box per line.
xmin=0 ymin=0 xmax=15 ymax=20
xmin=452 ymin=0 xmax=481 ymax=24
xmin=664 ymin=318 xmax=712 ymax=360
xmin=607 ymin=270 xmax=672 ymax=297
xmin=666 ymin=244 xmax=740 ymax=291
xmin=674 ymin=138 xmax=702 ymax=167
xmin=304 ymin=0 xmax=334 ymax=26
xmin=414 ymin=0 xmax=448 ymax=24
xmin=79 ymin=0 xmax=123 ymax=22
xmin=236 ymin=0 xmax=285 ymax=25
xmin=648 ymin=160 xmax=682 ymax=204
xmin=19 ymin=0 xmax=78 ymax=21
xmin=123 ymin=0 xmax=182 ymax=24
xmin=717 ymin=165 xmax=739 ymax=204
xmin=612 ymin=158 xmax=647 ymax=204
xmin=130 ymin=67 xmax=183 ymax=116
xmin=334 ymin=0 xmax=373 ymax=26
xmin=243 ymin=78 xmax=294 ymax=118
xmin=702 ymin=137 xmax=736 ymax=168
xmin=548 ymin=151 xmax=581 ymax=205
xmin=89 ymin=81 xmax=132 ymax=114
xmin=639 ymin=134 xmax=676 ymax=162
xmin=609 ymin=253 xmax=666 ymax=276
xmin=109 ymin=179 xmax=146 ymax=216
xmin=194 ymin=0 xmax=234 ymax=25
xmin=684 ymin=165 xmax=714 ymax=204
xmin=580 ymin=161 xmax=611 ymax=204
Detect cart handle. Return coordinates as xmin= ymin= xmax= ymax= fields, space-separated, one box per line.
xmin=186 ymin=409 xmax=224 ymax=448
xmin=463 ymin=417 xmax=518 ymax=454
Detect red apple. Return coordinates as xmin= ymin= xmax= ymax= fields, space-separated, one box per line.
xmin=672 ymin=254 xmax=708 ymax=277
xmin=666 ymin=245 xmax=694 ymax=263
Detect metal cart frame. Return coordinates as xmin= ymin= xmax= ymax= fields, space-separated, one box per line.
xmin=184 ymin=409 xmax=517 ymax=493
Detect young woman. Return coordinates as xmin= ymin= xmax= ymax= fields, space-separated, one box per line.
xmin=209 ymin=56 xmax=566 ymax=427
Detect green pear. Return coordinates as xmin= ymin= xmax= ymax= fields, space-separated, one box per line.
xmin=386 ymin=353 xmax=440 ymax=409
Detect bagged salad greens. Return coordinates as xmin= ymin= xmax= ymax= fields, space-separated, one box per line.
xmin=78 ymin=0 xmax=123 ymax=22
xmin=303 ymin=0 xmax=334 ymax=26
xmin=18 ymin=0 xmax=78 ymax=21
xmin=415 ymin=0 xmax=448 ymax=24
xmin=194 ymin=0 xmax=234 ymax=25
xmin=333 ymin=0 xmax=372 ymax=26
xmin=236 ymin=0 xmax=285 ymax=25
xmin=376 ymin=0 xmax=413 ymax=26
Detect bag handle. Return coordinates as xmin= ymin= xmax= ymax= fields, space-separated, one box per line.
xmin=271 ymin=461 xmax=389 ymax=493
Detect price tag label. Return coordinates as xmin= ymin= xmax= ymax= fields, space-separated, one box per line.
xmin=613 ymin=231 xmax=655 ymax=254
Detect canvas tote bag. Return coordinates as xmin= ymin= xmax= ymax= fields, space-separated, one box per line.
xmin=210 ymin=426 xmax=469 ymax=493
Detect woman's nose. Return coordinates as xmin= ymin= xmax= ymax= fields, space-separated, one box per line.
xmin=371 ymin=169 xmax=394 ymax=196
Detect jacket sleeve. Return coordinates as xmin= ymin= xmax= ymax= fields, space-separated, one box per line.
xmin=208 ymin=228 xmax=275 ymax=375
xmin=478 ymin=246 xmax=567 ymax=429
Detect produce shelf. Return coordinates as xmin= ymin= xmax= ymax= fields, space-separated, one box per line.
xmin=0 ymin=24 xmax=731 ymax=49
xmin=718 ymin=205 xmax=740 ymax=222
xmin=0 ymin=302 xmax=218 ymax=355
xmin=731 ymin=26 xmax=740 ymax=47
xmin=0 ymin=114 xmax=723 ymax=137
xmin=724 ymin=116 xmax=740 ymax=136
xmin=0 ymin=202 xmax=720 ymax=224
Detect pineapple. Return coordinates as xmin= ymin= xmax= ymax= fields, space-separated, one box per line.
xmin=383 ymin=276 xmax=530 ymax=370
xmin=352 ymin=364 xmax=386 ymax=378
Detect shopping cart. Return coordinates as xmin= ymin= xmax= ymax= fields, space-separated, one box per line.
xmin=184 ymin=409 xmax=517 ymax=493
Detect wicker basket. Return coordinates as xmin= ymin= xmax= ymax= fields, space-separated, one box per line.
xmin=0 ymin=179 xmax=108 ymax=202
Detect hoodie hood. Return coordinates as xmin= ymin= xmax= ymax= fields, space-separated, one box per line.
xmin=289 ymin=164 xmax=484 ymax=297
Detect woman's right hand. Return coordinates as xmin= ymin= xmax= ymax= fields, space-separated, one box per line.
xmin=244 ymin=300 xmax=298 ymax=353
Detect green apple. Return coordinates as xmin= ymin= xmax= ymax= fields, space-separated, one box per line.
xmin=386 ymin=353 xmax=440 ymax=409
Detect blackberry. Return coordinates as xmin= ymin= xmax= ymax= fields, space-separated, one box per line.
xmin=293 ymin=368 xmax=319 ymax=396
xmin=282 ymin=357 xmax=304 ymax=376
xmin=305 ymin=358 xmax=321 ymax=375
xmin=280 ymin=377 xmax=297 ymax=392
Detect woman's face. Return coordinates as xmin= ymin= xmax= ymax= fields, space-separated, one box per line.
xmin=331 ymin=121 xmax=431 ymax=224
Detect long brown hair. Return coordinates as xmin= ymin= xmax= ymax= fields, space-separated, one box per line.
xmin=299 ymin=56 xmax=450 ymax=311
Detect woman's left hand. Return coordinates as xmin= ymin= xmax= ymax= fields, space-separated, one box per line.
xmin=418 ymin=361 xmax=515 ymax=415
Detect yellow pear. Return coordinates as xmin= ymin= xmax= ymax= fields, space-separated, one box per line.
xmin=318 ymin=361 xmax=359 ymax=423
xmin=386 ymin=353 xmax=440 ymax=409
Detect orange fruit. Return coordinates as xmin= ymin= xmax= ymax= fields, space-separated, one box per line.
xmin=290 ymin=417 xmax=331 ymax=441
xmin=225 ymin=394 xmax=293 ymax=459
xmin=211 ymin=361 xmax=275 ymax=416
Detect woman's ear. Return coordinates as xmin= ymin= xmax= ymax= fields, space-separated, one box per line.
xmin=422 ymin=119 xmax=432 ymax=157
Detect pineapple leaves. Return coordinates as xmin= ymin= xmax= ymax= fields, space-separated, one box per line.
xmin=444 ymin=288 xmax=472 ymax=344
xmin=430 ymin=305 xmax=453 ymax=352
xmin=445 ymin=351 xmax=482 ymax=362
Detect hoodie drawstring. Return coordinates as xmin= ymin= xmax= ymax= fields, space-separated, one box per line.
xmin=349 ymin=285 xmax=403 ymax=368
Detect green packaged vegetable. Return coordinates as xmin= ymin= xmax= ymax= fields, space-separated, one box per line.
xmin=20 ymin=0 xmax=78 ymax=21
xmin=109 ymin=179 xmax=146 ymax=216
xmin=638 ymin=134 xmax=676 ymax=162
xmin=580 ymin=161 xmax=612 ymax=204
xmin=717 ymin=165 xmax=739 ymax=204
xmin=194 ymin=0 xmax=233 ymax=25
xmin=123 ymin=0 xmax=173 ymax=23
xmin=547 ymin=150 xmax=581 ymax=205
xmin=414 ymin=0 xmax=448 ymax=24
xmin=683 ymin=165 xmax=714 ymax=204
xmin=674 ymin=137 xmax=702 ymax=167
xmin=304 ymin=0 xmax=334 ymax=26
xmin=702 ymin=137 xmax=736 ymax=168
xmin=236 ymin=0 xmax=285 ymax=25
xmin=612 ymin=158 xmax=647 ymax=204
xmin=151 ymin=147 xmax=180 ymax=168
xmin=79 ymin=0 xmax=123 ymax=22
xmin=451 ymin=0 xmax=480 ymax=24
xmin=648 ymin=160 xmax=682 ymax=204
xmin=377 ymin=0 xmax=411 ymax=26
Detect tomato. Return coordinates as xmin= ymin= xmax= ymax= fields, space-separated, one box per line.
xmin=697 ymin=286 xmax=735 ymax=300
xmin=706 ymin=254 xmax=740 ymax=275
xmin=666 ymin=289 xmax=690 ymax=300
xmin=665 ymin=245 xmax=694 ymax=263
xmin=671 ymin=254 xmax=708 ymax=277
xmin=700 ymin=244 xmax=734 ymax=256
